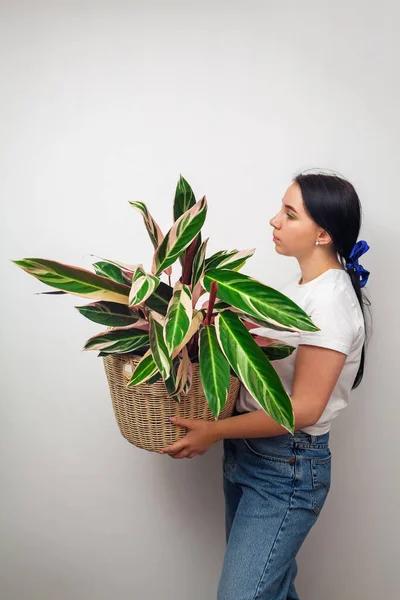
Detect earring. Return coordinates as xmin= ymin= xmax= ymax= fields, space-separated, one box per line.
xmin=316 ymin=240 xmax=320 ymax=246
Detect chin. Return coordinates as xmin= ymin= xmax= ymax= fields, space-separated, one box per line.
xmin=275 ymin=245 xmax=293 ymax=257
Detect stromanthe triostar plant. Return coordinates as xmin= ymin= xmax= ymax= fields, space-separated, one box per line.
xmin=12 ymin=174 xmax=320 ymax=434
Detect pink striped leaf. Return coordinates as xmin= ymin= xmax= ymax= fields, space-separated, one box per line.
xmin=153 ymin=196 xmax=207 ymax=276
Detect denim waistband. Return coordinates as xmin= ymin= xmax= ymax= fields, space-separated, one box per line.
xmin=292 ymin=429 xmax=330 ymax=448
xmin=233 ymin=408 xmax=329 ymax=449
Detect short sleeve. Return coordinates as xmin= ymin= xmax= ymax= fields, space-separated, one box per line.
xmin=298 ymin=286 xmax=356 ymax=355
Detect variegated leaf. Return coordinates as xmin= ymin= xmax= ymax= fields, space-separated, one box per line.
xmin=207 ymin=301 xmax=300 ymax=334
xmin=154 ymin=196 xmax=207 ymax=276
xmin=173 ymin=174 xmax=200 ymax=269
xmin=164 ymin=283 xmax=193 ymax=355
xmin=129 ymin=266 xmax=160 ymax=306
xmin=191 ymin=237 xmax=209 ymax=290
xmin=92 ymin=261 xmax=133 ymax=285
xmin=124 ymin=309 xmax=203 ymax=389
xmin=172 ymin=175 xmax=202 ymax=270
xmin=182 ymin=358 xmax=193 ymax=394
xmin=198 ymin=324 xmax=230 ymax=418
xmin=12 ymin=258 xmax=130 ymax=304
xmin=129 ymin=201 xmax=164 ymax=248
xmin=191 ymin=280 xmax=206 ymax=309
xmin=260 ymin=343 xmax=296 ymax=361
xmin=173 ymin=174 xmax=197 ymax=222
xmin=171 ymin=347 xmax=191 ymax=395
xmin=214 ymin=310 xmax=294 ymax=433
xmin=212 ymin=304 xmax=297 ymax=333
xmin=205 ymin=248 xmax=255 ymax=272
xmin=163 ymin=360 xmax=181 ymax=402
xmin=203 ymin=269 xmax=319 ymax=333
xmin=129 ymin=201 xmax=172 ymax=277
xmin=126 ymin=310 xmax=202 ymax=390
xmin=89 ymin=254 xmax=143 ymax=274
xmin=145 ymin=281 xmax=173 ymax=315
xmin=162 ymin=309 xmax=204 ymax=397
xmin=126 ymin=349 xmax=159 ymax=387
xmin=148 ymin=312 xmax=171 ymax=380
xmin=75 ymin=301 xmax=147 ymax=328
xmin=218 ymin=306 xmax=312 ymax=334
xmin=171 ymin=309 xmax=204 ymax=358
xmin=83 ymin=325 xmax=149 ymax=353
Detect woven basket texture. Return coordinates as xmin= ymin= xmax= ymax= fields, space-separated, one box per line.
xmin=102 ymin=353 xmax=240 ymax=452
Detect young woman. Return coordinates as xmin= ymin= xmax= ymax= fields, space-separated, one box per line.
xmin=160 ymin=172 xmax=371 ymax=600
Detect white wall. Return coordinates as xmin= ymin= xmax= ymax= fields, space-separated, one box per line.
xmin=1 ymin=1 xmax=398 ymax=598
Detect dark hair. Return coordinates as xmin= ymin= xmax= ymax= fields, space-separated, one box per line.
xmin=293 ymin=170 xmax=371 ymax=389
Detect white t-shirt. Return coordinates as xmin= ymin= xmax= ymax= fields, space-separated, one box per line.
xmin=236 ymin=268 xmax=365 ymax=435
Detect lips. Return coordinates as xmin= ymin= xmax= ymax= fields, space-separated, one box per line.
xmin=273 ymin=233 xmax=280 ymax=241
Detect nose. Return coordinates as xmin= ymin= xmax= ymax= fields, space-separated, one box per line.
xmin=269 ymin=211 xmax=280 ymax=229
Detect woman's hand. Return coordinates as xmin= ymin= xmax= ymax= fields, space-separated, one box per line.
xmin=159 ymin=417 xmax=220 ymax=459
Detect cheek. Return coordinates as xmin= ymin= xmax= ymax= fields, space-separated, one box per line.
xmin=287 ymin=224 xmax=314 ymax=248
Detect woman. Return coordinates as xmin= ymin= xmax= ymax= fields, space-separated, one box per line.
xmin=160 ymin=172 xmax=371 ymax=600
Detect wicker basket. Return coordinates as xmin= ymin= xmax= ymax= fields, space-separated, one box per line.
xmin=102 ymin=353 xmax=241 ymax=452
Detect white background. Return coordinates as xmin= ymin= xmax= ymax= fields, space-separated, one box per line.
xmin=1 ymin=1 xmax=398 ymax=598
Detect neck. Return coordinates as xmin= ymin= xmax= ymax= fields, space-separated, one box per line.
xmin=297 ymin=250 xmax=344 ymax=285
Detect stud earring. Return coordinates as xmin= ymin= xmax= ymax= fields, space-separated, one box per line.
xmin=316 ymin=240 xmax=320 ymax=246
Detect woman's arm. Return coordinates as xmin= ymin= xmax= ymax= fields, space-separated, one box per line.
xmin=160 ymin=344 xmax=348 ymax=457
xmin=213 ymin=344 xmax=348 ymax=440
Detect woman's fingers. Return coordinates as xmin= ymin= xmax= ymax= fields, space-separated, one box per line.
xmin=168 ymin=450 xmax=199 ymax=459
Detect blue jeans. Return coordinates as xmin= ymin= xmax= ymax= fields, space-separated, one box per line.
xmin=217 ymin=419 xmax=331 ymax=600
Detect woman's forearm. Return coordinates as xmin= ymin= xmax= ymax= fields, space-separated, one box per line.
xmin=212 ymin=399 xmax=315 ymax=440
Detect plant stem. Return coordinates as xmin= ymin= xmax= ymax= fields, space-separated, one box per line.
xmin=204 ymin=281 xmax=218 ymax=326
xmin=181 ymin=237 xmax=199 ymax=285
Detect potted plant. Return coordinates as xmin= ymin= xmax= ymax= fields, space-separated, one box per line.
xmin=11 ymin=175 xmax=319 ymax=452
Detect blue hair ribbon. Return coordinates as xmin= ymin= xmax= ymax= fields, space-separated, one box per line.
xmin=345 ymin=240 xmax=370 ymax=288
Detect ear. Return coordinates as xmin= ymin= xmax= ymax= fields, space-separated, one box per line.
xmin=318 ymin=229 xmax=333 ymax=246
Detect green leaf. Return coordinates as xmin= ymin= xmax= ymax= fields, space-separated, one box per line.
xmin=214 ymin=310 xmax=295 ymax=433
xmin=191 ymin=238 xmax=209 ymax=289
xmin=148 ymin=312 xmax=171 ymax=380
xmin=126 ymin=350 xmax=159 ymax=386
xmin=164 ymin=283 xmax=193 ymax=355
xmin=203 ymin=269 xmax=319 ymax=333
xmin=170 ymin=309 xmax=204 ymax=358
xmin=147 ymin=370 xmax=162 ymax=385
xmin=129 ymin=202 xmax=173 ymax=277
xmin=163 ymin=361 xmax=181 ymax=402
xmin=154 ymin=196 xmax=207 ymax=276
xmin=173 ymin=175 xmax=202 ymax=270
xmin=198 ymin=324 xmax=231 ymax=418
xmin=75 ymin=301 xmax=146 ymax=328
xmin=173 ymin=174 xmax=197 ymax=222
xmin=144 ymin=281 xmax=173 ymax=315
xmin=204 ymin=248 xmax=255 ymax=272
xmin=83 ymin=326 xmax=149 ymax=354
xmin=215 ymin=306 xmax=299 ymax=332
xmin=129 ymin=266 xmax=160 ymax=306
xmin=12 ymin=258 xmax=130 ymax=304
xmin=129 ymin=201 xmax=164 ymax=249
xmin=92 ymin=261 xmax=133 ymax=285
xmin=260 ymin=343 xmax=296 ymax=361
